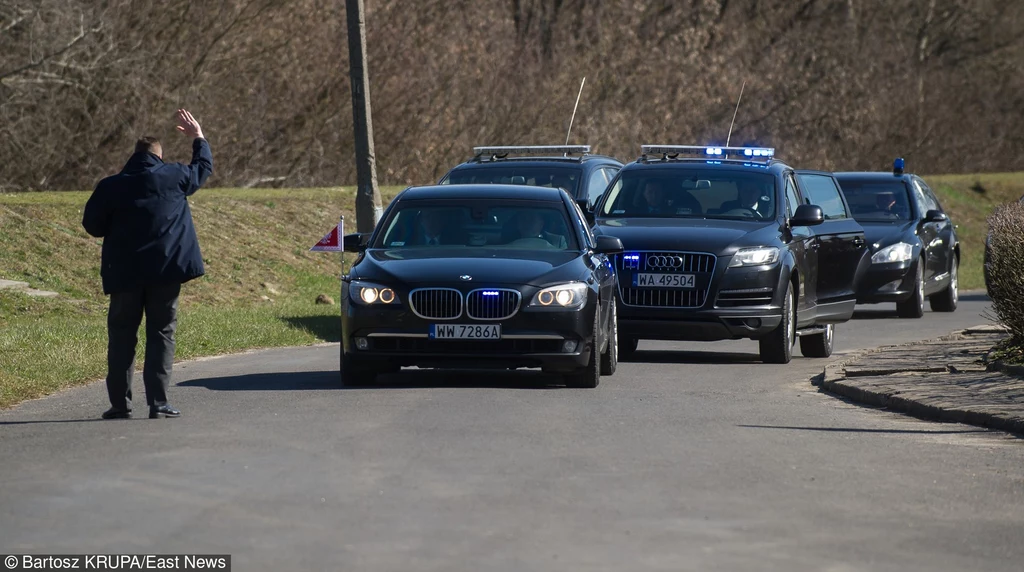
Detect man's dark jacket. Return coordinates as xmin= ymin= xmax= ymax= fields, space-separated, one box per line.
xmin=83 ymin=138 xmax=213 ymax=294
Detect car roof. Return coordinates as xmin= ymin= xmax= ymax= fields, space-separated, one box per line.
xmin=620 ymin=158 xmax=792 ymax=175
xmin=833 ymin=172 xmax=914 ymax=181
xmin=449 ymin=155 xmax=622 ymax=168
xmin=398 ymin=184 xmax=567 ymax=202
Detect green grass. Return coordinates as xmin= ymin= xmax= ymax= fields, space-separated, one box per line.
xmin=0 ymin=175 xmax=1021 ymax=408
xmin=0 ymin=186 xmax=403 ymax=408
xmin=925 ymin=172 xmax=1024 ymax=291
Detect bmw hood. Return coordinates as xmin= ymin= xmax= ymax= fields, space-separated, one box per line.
xmin=354 ymin=249 xmax=582 ymax=287
xmin=595 ymin=218 xmax=778 ymax=254
xmin=858 ymin=221 xmax=918 ymax=249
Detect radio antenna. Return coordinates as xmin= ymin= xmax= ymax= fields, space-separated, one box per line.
xmin=564 ymin=76 xmax=586 ymax=146
xmin=725 ymin=80 xmax=746 ymax=147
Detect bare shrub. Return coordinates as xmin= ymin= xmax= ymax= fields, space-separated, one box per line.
xmin=987 ymin=200 xmax=1024 ymax=342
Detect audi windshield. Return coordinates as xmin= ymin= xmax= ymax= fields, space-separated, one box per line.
xmin=599 ymin=170 xmax=776 ymax=220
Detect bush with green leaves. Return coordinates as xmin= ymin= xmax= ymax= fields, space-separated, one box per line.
xmin=987 ymin=200 xmax=1024 ymax=342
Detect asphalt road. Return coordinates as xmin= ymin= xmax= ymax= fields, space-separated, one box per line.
xmin=2 ymin=294 xmax=1021 ymax=571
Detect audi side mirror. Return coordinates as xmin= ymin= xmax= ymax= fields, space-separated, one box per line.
xmin=594 ymin=235 xmax=624 ymax=255
xmin=924 ymin=209 xmax=948 ymax=223
xmin=343 ymin=232 xmax=370 ymax=253
xmin=791 ymin=204 xmax=824 ymax=227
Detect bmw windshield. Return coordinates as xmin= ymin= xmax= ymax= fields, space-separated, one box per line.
xmin=834 ymin=179 xmax=912 ymax=222
xmin=374 ymin=201 xmax=579 ymax=251
xmin=599 ymin=169 xmax=776 ymax=220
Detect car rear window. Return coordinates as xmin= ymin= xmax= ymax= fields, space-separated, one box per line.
xmin=375 ymin=202 xmax=578 ymax=251
xmin=442 ymin=167 xmax=580 ymax=195
xmin=599 ymin=169 xmax=776 ymax=220
xmin=835 ymin=179 xmax=912 ymax=221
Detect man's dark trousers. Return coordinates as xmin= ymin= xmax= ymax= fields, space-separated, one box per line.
xmin=106 ymin=283 xmax=181 ymax=410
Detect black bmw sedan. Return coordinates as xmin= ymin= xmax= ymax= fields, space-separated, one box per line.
xmin=593 ymin=145 xmax=869 ymax=364
xmin=835 ymin=160 xmax=960 ymax=318
xmin=340 ymin=184 xmax=623 ymax=387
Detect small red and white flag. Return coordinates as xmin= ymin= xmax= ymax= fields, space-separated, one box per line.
xmin=310 ymin=219 xmax=344 ymax=252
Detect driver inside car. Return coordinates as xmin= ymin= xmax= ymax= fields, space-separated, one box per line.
xmin=512 ymin=210 xmax=567 ymax=248
xmin=720 ymin=180 xmax=769 ymax=218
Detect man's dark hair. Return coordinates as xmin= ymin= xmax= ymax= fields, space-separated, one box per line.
xmin=134 ymin=136 xmax=162 ymax=156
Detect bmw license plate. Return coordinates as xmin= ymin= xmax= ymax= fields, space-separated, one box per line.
xmin=430 ymin=324 xmax=502 ymax=340
xmin=632 ymin=273 xmax=696 ymax=288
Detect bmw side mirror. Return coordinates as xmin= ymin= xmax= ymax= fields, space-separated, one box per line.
xmin=790 ymin=204 xmax=824 ymax=227
xmin=343 ymin=232 xmax=370 ymax=253
xmin=594 ymin=235 xmax=624 ymax=255
xmin=924 ymin=209 xmax=948 ymax=223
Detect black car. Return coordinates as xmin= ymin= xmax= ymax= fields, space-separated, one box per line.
xmin=592 ymin=145 xmax=869 ymax=364
xmin=834 ymin=159 xmax=959 ymax=318
xmin=340 ymin=184 xmax=624 ymax=387
xmin=439 ymin=145 xmax=623 ymax=211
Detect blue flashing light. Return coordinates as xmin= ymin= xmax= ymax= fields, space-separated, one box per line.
xmin=481 ymin=290 xmax=500 ymax=296
xmin=893 ymin=157 xmax=905 ymax=175
xmin=744 ymin=149 xmax=753 ymax=156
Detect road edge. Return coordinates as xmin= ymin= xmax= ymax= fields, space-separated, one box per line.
xmin=818 ymin=329 xmax=1024 ymax=435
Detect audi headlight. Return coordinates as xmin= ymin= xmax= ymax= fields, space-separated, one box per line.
xmin=729 ymin=246 xmax=780 ymax=267
xmin=350 ymin=281 xmax=400 ymax=305
xmin=528 ymin=282 xmax=588 ymax=310
xmin=871 ymin=242 xmax=914 ymax=264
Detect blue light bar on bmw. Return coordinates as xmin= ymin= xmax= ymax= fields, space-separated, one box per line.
xmin=641 ymin=145 xmax=776 ymax=163
xmin=473 ymin=145 xmax=591 ymax=157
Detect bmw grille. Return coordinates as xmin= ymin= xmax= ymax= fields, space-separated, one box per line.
xmin=465 ymin=288 xmax=521 ymax=320
xmin=409 ymin=288 xmax=463 ymax=320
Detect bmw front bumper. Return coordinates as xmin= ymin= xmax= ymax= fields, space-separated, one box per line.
xmin=855 ymin=259 xmax=918 ymax=303
xmin=341 ymin=298 xmax=598 ymax=372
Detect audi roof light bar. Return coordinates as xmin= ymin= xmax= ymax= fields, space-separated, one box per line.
xmin=473 ymin=145 xmax=592 ymax=159
xmin=641 ymin=145 xmax=776 ymax=163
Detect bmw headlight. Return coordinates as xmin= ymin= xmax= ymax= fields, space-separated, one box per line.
xmin=729 ymin=246 xmax=780 ymax=267
xmin=871 ymin=242 xmax=914 ymax=264
xmin=350 ymin=281 xmax=399 ymax=305
xmin=528 ymin=282 xmax=588 ymax=310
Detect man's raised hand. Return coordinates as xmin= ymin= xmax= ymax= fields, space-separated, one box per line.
xmin=175 ymin=109 xmax=204 ymax=140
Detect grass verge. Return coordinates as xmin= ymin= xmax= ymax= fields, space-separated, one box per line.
xmin=0 ymin=187 xmax=402 ymax=409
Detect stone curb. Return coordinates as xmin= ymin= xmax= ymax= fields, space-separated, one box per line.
xmin=819 ymin=329 xmax=1024 ymax=436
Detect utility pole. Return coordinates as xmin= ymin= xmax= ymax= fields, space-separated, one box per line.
xmin=345 ymin=0 xmax=383 ymax=233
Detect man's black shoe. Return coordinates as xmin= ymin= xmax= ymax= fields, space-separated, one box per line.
xmin=102 ymin=408 xmax=132 ymax=420
xmin=149 ymin=405 xmax=181 ymax=419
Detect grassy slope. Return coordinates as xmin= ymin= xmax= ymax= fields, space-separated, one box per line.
xmin=0 ymin=187 xmax=402 ymax=408
xmin=0 ymin=174 xmax=1020 ymax=408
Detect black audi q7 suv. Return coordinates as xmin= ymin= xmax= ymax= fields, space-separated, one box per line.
xmin=340 ymin=184 xmax=624 ymax=387
xmin=592 ymin=145 xmax=869 ymax=364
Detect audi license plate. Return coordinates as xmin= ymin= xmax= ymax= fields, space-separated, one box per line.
xmin=632 ymin=273 xmax=696 ymax=288
xmin=430 ymin=324 xmax=502 ymax=340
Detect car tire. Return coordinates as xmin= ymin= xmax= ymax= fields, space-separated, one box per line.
xmin=897 ymin=260 xmax=925 ymax=318
xmin=759 ymin=282 xmax=795 ymax=364
xmin=341 ymin=352 xmax=377 ymax=387
xmin=565 ymin=312 xmax=601 ymax=388
xmin=599 ymin=301 xmax=618 ymax=376
xmin=619 ymin=335 xmax=639 ymax=362
xmin=929 ymin=256 xmax=958 ymax=312
xmin=799 ymin=323 xmax=834 ymax=358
